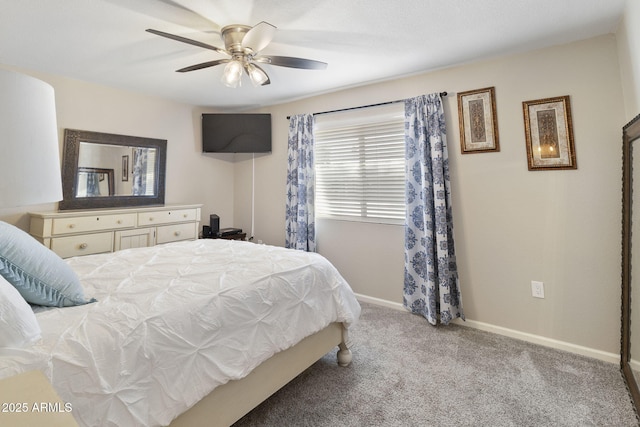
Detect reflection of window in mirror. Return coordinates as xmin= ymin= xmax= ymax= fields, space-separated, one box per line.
xmin=77 ymin=172 xmax=100 ymax=197
xmin=76 ymin=167 xmax=114 ymax=197
xmin=132 ymin=147 xmax=157 ymax=196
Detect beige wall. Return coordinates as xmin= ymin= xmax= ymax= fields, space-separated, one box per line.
xmin=617 ymin=0 xmax=640 ymax=120
xmin=0 ymin=69 xmax=234 ymax=231
xmin=235 ymin=34 xmax=626 ymax=355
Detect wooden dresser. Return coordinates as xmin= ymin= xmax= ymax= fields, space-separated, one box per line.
xmin=29 ymin=204 xmax=202 ymax=258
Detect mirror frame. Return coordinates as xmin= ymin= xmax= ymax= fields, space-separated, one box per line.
xmin=59 ymin=129 xmax=167 ymax=210
xmin=622 ymin=113 xmax=640 ymax=410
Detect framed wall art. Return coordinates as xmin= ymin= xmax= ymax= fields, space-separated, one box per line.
xmin=122 ymin=155 xmax=129 ymax=181
xmin=522 ymin=95 xmax=576 ymax=171
xmin=457 ymin=86 xmax=499 ymax=154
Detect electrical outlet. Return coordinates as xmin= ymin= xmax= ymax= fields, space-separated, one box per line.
xmin=531 ymin=281 xmax=545 ymax=298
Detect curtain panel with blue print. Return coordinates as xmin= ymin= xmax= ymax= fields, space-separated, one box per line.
xmin=285 ymin=114 xmax=316 ymax=252
xmin=132 ymin=147 xmax=148 ymax=196
xmin=404 ymin=93 xmax=463 ymax=325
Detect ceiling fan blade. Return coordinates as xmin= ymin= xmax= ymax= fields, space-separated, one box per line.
xmin=146 ymin=29 xmax=228 ymax=55
xmin=241 ymin=21 xmax=276 ymax=53
xmin=176 ymin=59 xmax=230 ymax=73
xmin=154 ymin=0 xmax=219 ymax=29
xmin=256 ymin=55 xmax=328 ymax=70
xmin=107 ymin=0 xmax=219 ymax=31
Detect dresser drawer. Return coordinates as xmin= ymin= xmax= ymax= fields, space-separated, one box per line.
xmin=52 ymin=213 xmax=136 ymax=235
xmin=50 ymin=232 xmax=114 ymax=258
xmin=138 ymin=208 xmax=198 ymax=227
xmin=156 ymin=223 xmax=197 ymax=244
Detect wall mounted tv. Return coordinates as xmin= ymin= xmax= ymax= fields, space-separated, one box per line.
xmin=202 ymin=113 xmax=272 ymax=153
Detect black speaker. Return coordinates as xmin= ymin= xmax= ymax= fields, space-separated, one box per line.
xmin=202 ymin=225 xmax=211 ymax=238
xmin=210 ymin=214 xmax=220 ymax=235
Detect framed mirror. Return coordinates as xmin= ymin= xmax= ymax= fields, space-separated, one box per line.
xmin=622 ymin=113 xmax=640 ymax=412
xmin=59 ymin=129 xmax=167 ymax=210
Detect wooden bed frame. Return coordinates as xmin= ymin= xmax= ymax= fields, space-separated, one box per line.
xmin=170 ymin=322 xmax=352 ymax=427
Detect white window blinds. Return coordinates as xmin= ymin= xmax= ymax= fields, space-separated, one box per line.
xmin=314 ymin=104 xmax=405 ymax=225
xmin=144 ymin=148 xmax=157 ymax=196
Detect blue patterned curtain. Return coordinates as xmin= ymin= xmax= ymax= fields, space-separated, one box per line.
xmin=132 ymin=148 xmax=148 ymax=196
xmin=86 ymin=173 xmax=101 ymax=197
xmin=404 ymin=93 xmax=463 ymax=325
xmin=285 ymin=114 xmax=316 ymax=252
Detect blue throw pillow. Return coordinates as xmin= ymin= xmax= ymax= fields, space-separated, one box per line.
xmin=0 ymin=221 xmax=95 ymax=307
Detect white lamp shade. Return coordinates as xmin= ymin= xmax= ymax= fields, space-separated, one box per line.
xmin=0 ymin=69 xmax=62 ymax=208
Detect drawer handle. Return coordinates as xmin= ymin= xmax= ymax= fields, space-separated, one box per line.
xmin=68 ymin=224 xmax=76 ymax=229
xmin=148 ymin=217 xmax=154 ymax=222
xmin=78 ymin=243 xmax=88 ymax=250
xmin=117 ymin=220 xmax=122 ymax=224
xmin=174 ymin=231 xmax=181 ymax=236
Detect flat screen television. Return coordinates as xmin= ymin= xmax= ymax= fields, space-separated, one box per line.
xmin=202 ymin=113 xmax=272 ymax=153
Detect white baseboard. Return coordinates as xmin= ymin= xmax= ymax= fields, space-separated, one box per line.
xmin=354 ymin=293 xmax=620 ymax=365
xmin=355 ymin=293 xmax=405 ymax=310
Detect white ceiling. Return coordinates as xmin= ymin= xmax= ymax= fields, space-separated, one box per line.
xmin=0 ymin=0 xmax=626 ymax=110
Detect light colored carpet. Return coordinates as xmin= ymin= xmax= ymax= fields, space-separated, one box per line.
xmin=233 ymin=302 xmax=638 ymax=426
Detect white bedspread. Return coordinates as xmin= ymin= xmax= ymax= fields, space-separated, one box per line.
xmin=0 ymin=239 xmax=361 ymax=426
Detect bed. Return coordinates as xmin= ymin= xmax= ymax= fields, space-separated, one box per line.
xmin=0 ymin=228 xmax=361 ymax=427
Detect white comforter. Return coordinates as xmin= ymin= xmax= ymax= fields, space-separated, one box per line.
xmin=0 ymin=239 xmax=361 ymax=426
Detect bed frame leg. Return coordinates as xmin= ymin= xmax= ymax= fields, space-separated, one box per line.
xmin=337 ymin=342 xmax=352 ymax=367
xmin=337 ymin=327 xmax=352 ymax=367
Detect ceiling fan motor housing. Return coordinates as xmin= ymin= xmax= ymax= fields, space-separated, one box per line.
xmin=221 ymin=25 xmax=253 ymax=55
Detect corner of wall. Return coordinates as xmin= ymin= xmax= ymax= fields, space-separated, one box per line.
xmin=617 ymin=0 xmax=640 ymax=120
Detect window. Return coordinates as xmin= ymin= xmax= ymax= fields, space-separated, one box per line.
xmin=314 ymin=104 xmax=405 ymax=225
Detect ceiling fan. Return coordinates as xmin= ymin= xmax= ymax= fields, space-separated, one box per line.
xmin=146 ymin=21 xmax=327 ymax=88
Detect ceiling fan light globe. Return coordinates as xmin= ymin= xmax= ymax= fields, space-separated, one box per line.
xmin=246 ymin=63 xmax=269 ymax=87
xmin=221 ymin=60 xmax=243 ymax=88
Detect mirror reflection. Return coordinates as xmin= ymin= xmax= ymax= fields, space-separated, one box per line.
xmin=76 ymin=167 xmax=114 ymax=197
xmin=76 ymin=142 xmax=157 ymax=197
xmin=631 ymin=131 xmax=640 ymax=387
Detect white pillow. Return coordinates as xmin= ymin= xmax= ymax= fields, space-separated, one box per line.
xmin=0 ymin=275 xmax=41 ymax=347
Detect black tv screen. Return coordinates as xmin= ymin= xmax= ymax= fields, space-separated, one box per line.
xmin=202 ymin=113 xmax=272 ymax=153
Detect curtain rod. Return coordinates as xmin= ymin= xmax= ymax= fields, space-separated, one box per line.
xmin=286 ymin=92 xmax=448 ymax=120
